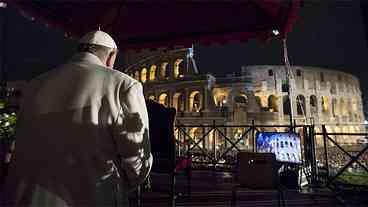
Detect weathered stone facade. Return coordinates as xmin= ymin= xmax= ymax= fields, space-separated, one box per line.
xmin=126 ymin=49 xmax=365 ymax=147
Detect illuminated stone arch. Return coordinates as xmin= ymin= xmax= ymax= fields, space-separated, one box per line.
xmin=332 ymin=98 xmax=338 ymax=117
xmin=160 ymin=62 xmax=169 ymax=80
xmin=189 ymin=127 xmax=203 ymax=148
xmin=149 ymin=65 xmax=157 ymax=81
xmin=213 ymin=88 xmax=229 ymax=107
xmin=354 ymin=113 xmax=358 ymax=122
xmin=234 ymin=94 xmax=248 ymax=108
xmin=310 ymin=95 xmax=318 ymax=115
xmin=283 ymin=96 xmax=291 ymax=115
xmin=351 ymin=97 xmax=358 ymax=112
xmin=349 ymin=126 xmax=355 ymax=133
xmin=173 ymin=92 xmax=185 ymax=112
xmin=189 ymin=90 xmax=202 ymax=112
xmin=134 ymin=71 xmax=140 ymax=81
xmin=158 ymin=93 xmax=169 ymax=107
xmin=296 ymin=95 xmax=306 ymax=115
xmin=339 ymin=98 xmax=347 ymax=116
xmin=141 ymin=68 xmax=147 ymax=83
xmin=255 ymin=95 xmax=268 ymax=111
xmin=268 ymin=95 xmax=279 ymax=112
xmin=174 ymin=59 xmax=184 ymax=79
xmin=348 ymin=112 xmax=354 ymax=122
xmin=321 ymin=96 xmax=329 ymax=113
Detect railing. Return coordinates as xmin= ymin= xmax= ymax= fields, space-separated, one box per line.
xmin=315 ymin=126 xmax=368 ymax=189
xmin=174 ymin=122 xmax=368 ymax=190
xmin=174 ymin=121 xmax=314 ymax=171
xmin=176 ymin=111 xmax=231 ymax=118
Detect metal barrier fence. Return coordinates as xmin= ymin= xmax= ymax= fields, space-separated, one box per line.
xmin=1 ymin=121 xmax=367 ymax=190
xmin=175 ymin=121 xmax=314 ymax=168
xmin=315 ymin=125 xmax=368 ymax=189
xmin=174 ymin=122 xmax=368 ymax=189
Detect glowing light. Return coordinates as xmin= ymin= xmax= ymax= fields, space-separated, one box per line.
xmin=0 ymin=2 xmax=7 ymax=8
xmin=272 ymin=30 xmax=280 ymax=36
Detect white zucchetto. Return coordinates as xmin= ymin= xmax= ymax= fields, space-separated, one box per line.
xmin=79 ymin=30 xmax=117 ymax=49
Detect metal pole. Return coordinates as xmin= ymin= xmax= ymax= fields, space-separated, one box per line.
xmin=310 ymin=125 xmax=317 ymax=185
xmin=322 ymin=125 xmax=329 ymax=183
xmin=0 ymin=3 xmax=7 ymax=99
xmin=283 ymin=39 xmax=293 ymax=129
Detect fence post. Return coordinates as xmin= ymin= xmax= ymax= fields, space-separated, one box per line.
xmin=292 ymin=119 xmax=296 ymax=132
xmin=213 ymin=120 xmax=217 ymax=166
xmin=322 ymin=125 xmax=329 ymax=182
xmin=185 ymin=126 xmax=191 ymax=172
xmin=310 ymin=125 xmax=317 ymax=185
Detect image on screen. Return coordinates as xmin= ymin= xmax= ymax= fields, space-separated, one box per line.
xmin=256 ymin=132 xmax=302 ymax=164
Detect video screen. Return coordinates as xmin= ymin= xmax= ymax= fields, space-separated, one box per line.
xmin=256 ymin=132 xmax=302 ymax=164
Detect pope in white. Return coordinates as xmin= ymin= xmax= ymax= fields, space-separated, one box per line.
xmin=2 ymin=30 xmax=152 ymax=206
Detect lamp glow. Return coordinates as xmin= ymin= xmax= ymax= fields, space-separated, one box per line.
xmin=0 ymin=2 xmax=7 ymax=8
xmin=272 ymin=30 xmax=280 ymax=36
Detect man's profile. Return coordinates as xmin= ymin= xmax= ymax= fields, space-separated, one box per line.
xmin=2 ymin=30 xmax=152 ymax=206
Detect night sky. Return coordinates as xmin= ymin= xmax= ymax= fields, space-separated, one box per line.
xmin=1 ymin=1 xmax=368 ymax=96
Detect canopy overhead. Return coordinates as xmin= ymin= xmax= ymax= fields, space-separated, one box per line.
xmin=8 ymin=0 xmax=300 ymax=50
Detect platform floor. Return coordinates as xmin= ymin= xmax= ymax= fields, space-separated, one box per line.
xmin=129 ymin=170 xmax=345 ymax=207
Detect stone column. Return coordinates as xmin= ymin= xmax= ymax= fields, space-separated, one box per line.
xmin=305 ymin=94 xmax=311 ymax=121
xmin=202 ymin=87 xmax=209 ymax=112
xmin=185 ymin=88 xmax=190 ymax=112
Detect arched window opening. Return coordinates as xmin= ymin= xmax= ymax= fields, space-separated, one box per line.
xmin=283 ymin=96 xmax=291 ymax=115
xmin=234 ymin=95 xmax=248 ymax=108
xmin=189 ymin=91 xmax=201 ymax=112
xmin=141 ymin=68 xmax=147 ymax=83
xmin=255 ymin=95 xmax=268 ymax=111
xmin=173 ymin=92 xmax=185 ymax=112
xmin=160 ymin=62 xmax=169 ymax=80
xmin=268 ymin=95 xmax=278 ymax=112
xmin=149 ymin=65 xmax=157 ymax=81
xmin=352 ymin=98 xmax=358 ymax=112
xmin=189 ymin=127 xmax=203 ymax=148
xmin=348 ymin=112 xmax=353 ymax=122
xmin=296 ymin=95 xmax=306 ymax=115
xmin=310 ymin=95 xmax=318 ymax=115
xmin=321 ymin=96 xmax=329 ymax=113
xmin=216 ymin=95 xmax=227 ymax=107
xmin=332 ymin=98 xmax=338 ymax=117
xmin=340 ymin=98 xmax=347 ymax=116
xmin=174 ymin=59 xmax=184 ymax=79
xmin=354 ymin=113 xmax=358 ymax=122
xmin=158 ymin=93 xmax=169 ymax=107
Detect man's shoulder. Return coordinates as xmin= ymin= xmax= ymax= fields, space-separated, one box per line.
xmin=106 ymin=69 xmax=140 ymax=90
xmin=28 ymin=66 xmax=61 ymax=84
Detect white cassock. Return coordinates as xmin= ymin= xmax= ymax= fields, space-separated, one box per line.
xmin=1 ymin=52 xmax=153 ymax=207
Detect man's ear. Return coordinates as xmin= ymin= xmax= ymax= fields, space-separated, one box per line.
xmin=106 ymin=51 xmax=116 ymax=68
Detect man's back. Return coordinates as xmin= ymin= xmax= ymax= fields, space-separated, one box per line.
xmin=3 ymin=52 xmax=151 ymax=206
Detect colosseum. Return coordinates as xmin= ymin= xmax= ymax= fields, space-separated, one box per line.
xmin=124 ymin=48 xmax=365 ymax=149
